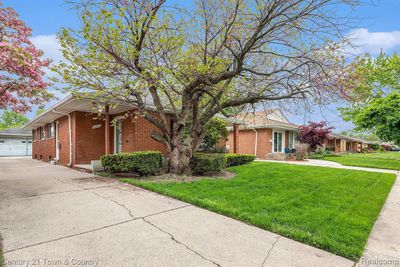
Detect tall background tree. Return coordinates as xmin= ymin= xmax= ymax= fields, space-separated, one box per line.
xmin=298 ymin=121 xmax=333 ymax=152
xmin=341 ymin=53 xmax=400 ymax=144
xmin=53 ymin=0 xmax=358 ymax=173
xmin=339 ymin=130 xmax=380 ymax=142
xmin=0 ymin=110 xmax=29 ymax=129
xmin=0 ymin=2 xmax=51 ymax=112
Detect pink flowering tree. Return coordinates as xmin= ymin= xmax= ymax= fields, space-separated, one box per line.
xmin=298 ymin=121 xmax=333 ymax=152
xmin=0 ymin=2 xmax=51 ymax=112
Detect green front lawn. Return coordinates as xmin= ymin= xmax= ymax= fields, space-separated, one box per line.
xmin=323 ymin=152 xmax=400 ymax=170
xmin=122 ymin=162 xmax=396 ymax=260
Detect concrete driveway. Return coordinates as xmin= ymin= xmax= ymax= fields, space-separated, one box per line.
xmin=0 ymin=157 xmax=353 ymax=267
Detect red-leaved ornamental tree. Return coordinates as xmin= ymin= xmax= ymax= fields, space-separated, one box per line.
xmin=0 ymin=2 xmax=51 ymax=112
xmin=298 ymin=121 xmax=333 ymax=152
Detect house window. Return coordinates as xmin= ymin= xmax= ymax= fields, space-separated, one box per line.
xmin=288 ymin=132 xmax=297 ymax=149
xmin=273 ymin=131 xmax=283 ymax=152
xmin=41 ymin=127 xmax=46 ymax=140
xmin=33 ymin=130 xmax=37 ymax=141
xmin=47 ymin=122 xmax=55 ymax=138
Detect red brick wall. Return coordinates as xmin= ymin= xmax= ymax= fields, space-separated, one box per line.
xmin=118 ymin=113 xmax=168 ymax=154
xmin=227 ymin=132 xmax=234 ymax=152
xmin=237 ymin=129 xmax=256 ymax=155
xmin=74 ymin=111 xmax=106 ymax=164
xmin=227 ymin=128 xmax=273 ymax=158
xmin=32 ymin=116 xmax=71 ymax=165
xmin=57 ymin=115 xmax=71 ymax=166
xmin=256 ymin=128 xmax=272 ymax=158
xmin=32 ymin=109 xmax=170 ymax=166
xmin=32 ymin=124 xmax=56 ymax=162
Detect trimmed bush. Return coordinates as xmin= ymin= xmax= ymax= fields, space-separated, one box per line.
xmin=370 ymin=143 xmax=381 ymax=151
xmin=190 ymin=153 xmax=227 ymax=174
xmin=101 ymin=151 xmax=163 ymax=176
xmin=224 ymin=154 xmax=256 ymax=167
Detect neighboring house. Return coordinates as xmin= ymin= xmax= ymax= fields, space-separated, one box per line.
xmin=227 ymin=110 xmax=299 ymax=159
xmin=325 ymin=133 xmax=368 ymax=153
xmin=0 ymin=128 xmax=32 ymax=157
xmin=23 ymin=95 xmax=170 ymax=167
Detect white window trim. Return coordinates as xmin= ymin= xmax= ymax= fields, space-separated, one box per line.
xmin=288 ymin=131 xmax=297 ymax=149
xmin=114 ymin=120 xmax=122 ymax=154
xmin=47 ymin=122 xmax=55 ymax=139
xmin=272 ymin=129 xmax=285 ymax=153
xmin=41 ymin=127 xmax=46 ymax=140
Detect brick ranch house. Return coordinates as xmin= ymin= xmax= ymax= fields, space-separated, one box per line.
xmin=227 ymin=110 xmax=299 ymax=159
xmin=23 ymin=95 xmax=171 ymax=168
xmin=325 ymin=133 xmax=370 ymax=153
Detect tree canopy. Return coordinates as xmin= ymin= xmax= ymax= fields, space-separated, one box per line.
xmin=53 ymin=0 xmax=359 ymax=173
xmin=341 ymin=53 xmax=400 ymax=143
xmin=0 ymin=2 xmax=51 ymax=112
xmin=0 ymin=110 xmax=29 ymax=129
xmin=343 ymin=92 xmax=400 ymax=144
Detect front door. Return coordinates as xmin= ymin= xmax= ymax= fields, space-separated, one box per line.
xmin=114 ymin=121 xmax=122 ymax=153
xmin=273 ymin=131 xmax=283 ymax=153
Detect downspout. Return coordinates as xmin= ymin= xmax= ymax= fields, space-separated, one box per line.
xmin=251 ymin=127 xmax=258 ymax=158
xmin=67 ymin=114 xmax=72 ymax=166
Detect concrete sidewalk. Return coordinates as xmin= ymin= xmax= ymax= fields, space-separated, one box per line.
xmin=0 ymin=157 xmax=353 ymax=267
xmin=356 ymin=172 xmax=400 ymax=267
xmin=256 ymin=159 xmax=399 ymax=174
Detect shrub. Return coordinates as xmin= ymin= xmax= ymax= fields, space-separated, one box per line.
xmin=307 ymin=154 xmax=325 ymax=159
xmin=370 ymin=143 xmax=381 ymax=151
xmin=100 ymin=151 xmax=163 ymax=176
xmin=190 ymin=153 xmax=227 ymax=174
xmin=360 ymin=147 xmax=370 ymax=153
xmin=225 ymin=154 xmax=255 ymax=167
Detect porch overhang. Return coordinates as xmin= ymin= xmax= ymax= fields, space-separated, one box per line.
xmin=23 ymin=95 xmax=134 ymax=130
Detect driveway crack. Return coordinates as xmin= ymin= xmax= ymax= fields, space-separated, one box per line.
xmin=4 ymin=205 xmax=191 ymax=254
xmin=54 ymin=177 xmax=135 ymax=218
xmin=90 ymin=191 xmax=135 ymax=218
xmin=53 ymin=177 xmax=84 ymax=189
xmin=142 ymin=217 xmax=221 ymax=267
xmin=261 ymin=236 xmax=280 ymax=266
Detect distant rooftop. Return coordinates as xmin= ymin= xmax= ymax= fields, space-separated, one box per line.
xmin=228 ymin=109 xmax=299 ymax=131
xmin=0 ymin=128 xmax=32 ymax=137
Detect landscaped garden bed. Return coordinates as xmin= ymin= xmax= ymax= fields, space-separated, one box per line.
xmin=122 ymin=161 xmax=396 ymax=260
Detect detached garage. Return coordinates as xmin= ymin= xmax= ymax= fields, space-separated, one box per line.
xmin=0 ymin=128 xmax=32 ymax=157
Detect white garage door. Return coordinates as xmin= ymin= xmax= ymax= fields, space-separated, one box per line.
xmin=0 ymin=137 xmax=32 ymax=156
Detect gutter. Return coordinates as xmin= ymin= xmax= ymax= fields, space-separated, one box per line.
xmin=22 ymin=95 xmax=75 ymax=129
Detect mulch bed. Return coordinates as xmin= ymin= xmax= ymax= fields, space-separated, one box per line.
xmin=95 ymin=170 xmax=236 ymax=183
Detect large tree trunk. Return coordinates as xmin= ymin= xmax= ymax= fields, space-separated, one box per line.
xmin=167 ymin=134 xmax=193 ymax=174
xmin=168 ymin=146 xmax=192 ymax=174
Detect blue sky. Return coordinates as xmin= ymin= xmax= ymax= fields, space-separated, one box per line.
xmin=3 ymin=0 xmax=400 ymax=131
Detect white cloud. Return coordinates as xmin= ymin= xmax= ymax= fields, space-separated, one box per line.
xmin=345 ymin=28 xmax=400 ymax=55
xmin=30 ymin=34 xmax=64 ymax=64
xmin=29 ymin=34 xmax=67 ymax=102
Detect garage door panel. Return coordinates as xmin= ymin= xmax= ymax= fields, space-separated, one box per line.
xmin=0 ymin=138 xmax=32 ymax=156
